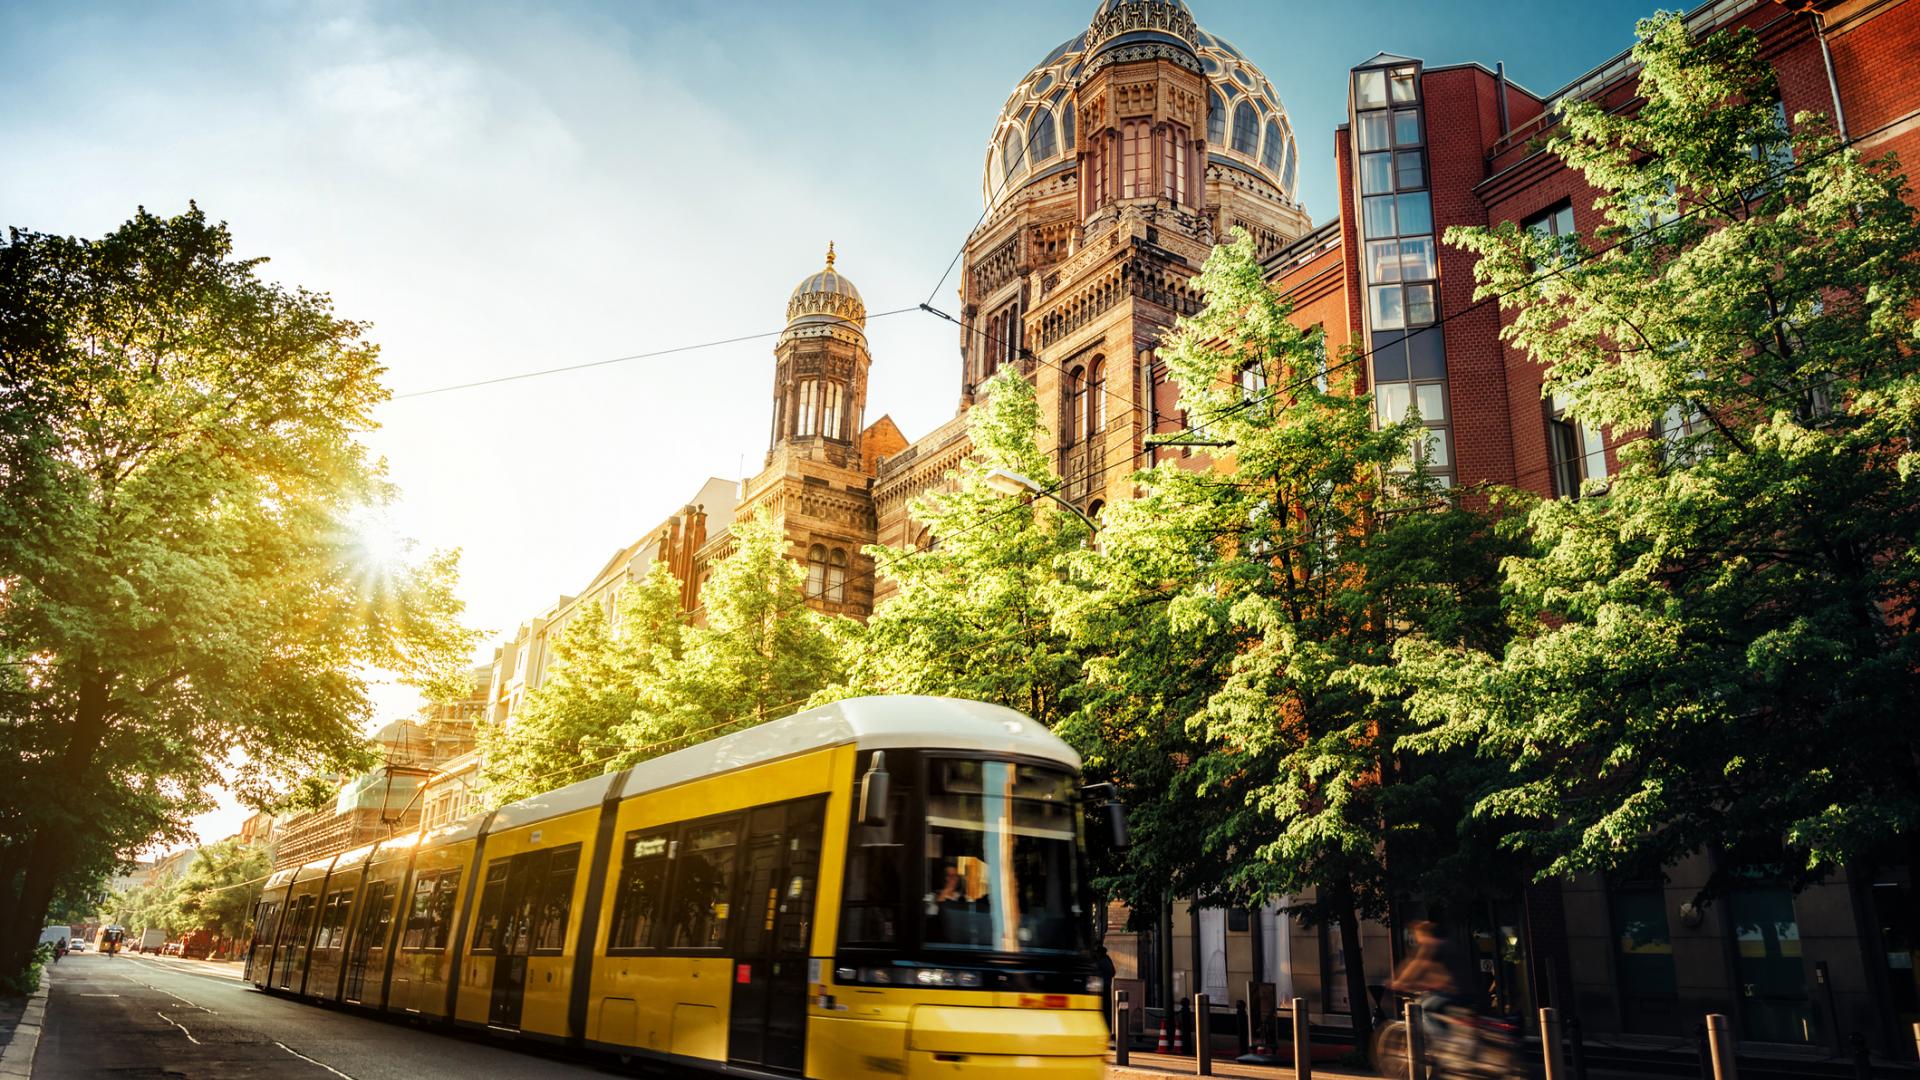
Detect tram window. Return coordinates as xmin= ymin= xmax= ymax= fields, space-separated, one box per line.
xmin=923 ymin=758 xmax=1085 ymax=954
xmin=428 ymin=870 xmax=461 ymax=949
xmin=315 ymin=890 xmax=352 ymax=950
xmin=471 ymin=863 xmax=510 ymax=954
xmin=358 ymin=882 xmax=392 ymax=950
xmin=840 ymin=751 xmax=910 ymax=948
xmin=531 ymin=845 xmax=581 ymax=953
xmin=402 ymin=869 xmax=461 ymax=950
xmin=668 ymin=821 xmax=740 ymax=949
xmin=610 ymin=830 xmax=672 ymax=951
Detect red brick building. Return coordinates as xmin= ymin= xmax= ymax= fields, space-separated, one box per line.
xmin=1243 ymin=0 xmax=1920 ymax=1055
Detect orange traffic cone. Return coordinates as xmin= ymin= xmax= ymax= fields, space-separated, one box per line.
xmin=1172 ymin=1019 xmax=1185 ymax=1055
xmin=1156 ymin=1016 xmax=1170 ymax=1054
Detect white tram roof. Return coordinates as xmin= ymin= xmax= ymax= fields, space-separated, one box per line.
xmin=488 ymin=695 xmax=1080 ymax=833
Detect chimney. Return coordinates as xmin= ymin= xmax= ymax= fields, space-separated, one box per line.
xmin=1495 ymin=61 xmax=1511 ymax=137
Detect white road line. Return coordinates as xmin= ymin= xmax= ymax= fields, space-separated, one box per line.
xmin=276 ymin=1041 xmax=358 ymax=1080
xmin=115 ymin=971 xmax=209 ymax=1010
xmin=124 ymin=955 xmax=247 ymax=989
xmin=156 ymin=1010 xmax=201 ymax=1045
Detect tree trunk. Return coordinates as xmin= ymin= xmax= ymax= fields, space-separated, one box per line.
xmin=1333 ymin=884 xmax=1374 ymax=1052
xmin=2 ymin=674 xmax=110 ymax=977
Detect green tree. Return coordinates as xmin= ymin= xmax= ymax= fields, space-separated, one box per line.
xmin=1064 ymin=230 xmax=1511 ymax=1045
xmin=842 ymin=369 xmax=1086 ymax=724
xmin=479 ymin=564 xmax=689 ymax=804
xmin=675 ymin=508 xmax=848 ymax=732
xmin=1408 ymin=14 xmax=1920 ymax=885
xmin=0 ymin=205 xmax=477 ymax=977
xmin=172 ymin=839 xmax=272 ymax=947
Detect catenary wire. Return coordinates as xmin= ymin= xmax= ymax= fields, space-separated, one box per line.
xmin=388 ymin=307 xmax=920 ymax=400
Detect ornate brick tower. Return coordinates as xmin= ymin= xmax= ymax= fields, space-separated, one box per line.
xmin=737 ymin=246 xmax=893 ymax=619
xmin=767 ymin=243 xmax=870 ymax=467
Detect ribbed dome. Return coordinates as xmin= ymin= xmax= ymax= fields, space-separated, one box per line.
xmin=785 ymin=243 xmax=865 ymax=333
xmin=981 ymin=3 xmax=1301 ymax=212
xmin=1083 ymin=0 xmax=1200 ymax=77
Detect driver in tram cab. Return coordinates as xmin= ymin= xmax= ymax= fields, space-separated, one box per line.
xmin=930 ymin=857 xmax=991 ymax=944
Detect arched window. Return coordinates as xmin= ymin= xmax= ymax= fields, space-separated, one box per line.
xmin=806 ymin=544 xmax=828 ymax=598
xmin=1066 ymin=366 xmax=1086 ymax=444
xmin=827 ymin=549 xmax=848 ymax=604
xmin=1261 ymin=119 xmax=1283 ymax=172
xmin=1087 ymin=500 xmax=1105 ymax=524
xmin=821 ymin=382 xmax=842 ymax=440
xmin=1160 ymin=124 xmax=1189 ymax=204
xmin=1062 ymin=105 xmax=1075 ymax=152
xmin=1002 ymin=129 xmax=1027 ymax=185
xmin=1088 ymin=359 xmax=1107 ymax=435
xmin=1029 ymin=107 xmax=1058 ymax=162
xmin=796 ymin=381 xmax=818 ymax=436
xmin=1207 ymin=89 xmax=1226 ymax=145
xmin=1121 ymin=120 xmax=1151 ymax=198
xmin=1231 ymin=102 xmax=1258 ymax=156
xmin=1282 ymin=139 xmax=1298 ymax=192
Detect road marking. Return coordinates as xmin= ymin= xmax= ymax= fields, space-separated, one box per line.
xmin=79 ymin=993 xmax=121 ymax=997
xmin=124 ymin=955 xmax=247 ymax=988
xmin=276 ymin=1041 xmax=358 ymax=1080
xmin=156 ymin=1010 xmax=201 ymax=1045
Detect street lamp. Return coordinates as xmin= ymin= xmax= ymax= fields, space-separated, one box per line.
xmin=982 ymin=467 xmax=1097 ymax=534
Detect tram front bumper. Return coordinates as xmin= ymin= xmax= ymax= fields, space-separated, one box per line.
xmin=905 ymin=1005 xmax=1106 ymax=1078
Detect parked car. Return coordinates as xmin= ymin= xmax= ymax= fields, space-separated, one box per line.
xmin=161 ymin=941 xmax=185 ymax=956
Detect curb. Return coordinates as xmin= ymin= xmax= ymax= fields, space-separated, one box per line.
xmin=0 ymin=965 xmax=49 ymax=1079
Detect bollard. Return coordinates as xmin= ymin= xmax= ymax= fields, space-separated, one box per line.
xmin=1404 ymin=1001 xmax=1426 ymax=1080
xmin=1848 ymin=1032 xmax=1870 ymax=1080
xmin=1540 ymin=1007 xmax=1565 ymax=1080
xmin=1116 ymin=1004 xmax=1130 ymax=1066
xmin=1706 ymin=1013 xmax=1739 ymax=1080
xmin=1291 ymin=997 xmax=1312 ymax=1080
xmin=1236 ymin=998 xmax=1249 ymax=1057
xmin=1568 ymin=1015 xmax=1588 ymax=1080
xmin=1195 ymin=994 xmax=1213 ymax=1076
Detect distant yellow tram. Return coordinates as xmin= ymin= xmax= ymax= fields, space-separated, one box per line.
xmin=245 ymin=696 xmax=1108 ymax=1078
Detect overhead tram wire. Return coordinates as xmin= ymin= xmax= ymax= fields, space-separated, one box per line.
xmin=925 ymin=100 xmax=1047 ymax=307
xmin=388 ymin=306 xmax=920 ymax=400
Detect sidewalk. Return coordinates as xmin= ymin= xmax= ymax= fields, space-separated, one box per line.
xmin=0 ymin=963 xmax=50 ymax=1079
xmin=1108 ymin=1050 xmax=1378 ymax=1079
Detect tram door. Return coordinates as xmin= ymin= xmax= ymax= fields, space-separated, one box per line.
xmin=343 ymin=882 xmax=390 ymax=1003
xmin=728 ymin=797 xmax=825 ymax=1073
xmin=489 ymin=849 xmax=549 ymax=1028
xmin=274 ymin=894 xmax=316 ymax=990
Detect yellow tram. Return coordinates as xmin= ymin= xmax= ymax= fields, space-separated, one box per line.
xmin=244 ymin=695 xmax=1108 ymax=1078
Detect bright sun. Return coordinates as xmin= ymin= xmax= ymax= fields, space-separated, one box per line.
xmin=346 ymin=507 xmax=413 ymax=574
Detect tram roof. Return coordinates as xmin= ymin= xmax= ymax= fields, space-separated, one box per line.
xmin=488 ymin=695 xmax=1081 ymax=833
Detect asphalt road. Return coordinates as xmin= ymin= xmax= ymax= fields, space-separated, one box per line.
xmin=39 ymin=953 xmax=618 ymax=1079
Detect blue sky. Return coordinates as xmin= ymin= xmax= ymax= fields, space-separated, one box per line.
xmin=1 ymin=0 xmax=1666 ymax=840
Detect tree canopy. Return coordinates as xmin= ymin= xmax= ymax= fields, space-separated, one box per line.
xmin=1406 ymin=12 xmax=1920 ymax=886
xmin=0 ymin=205 xmax=476 ymax=976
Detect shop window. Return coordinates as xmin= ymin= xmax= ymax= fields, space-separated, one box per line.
xmin=1611 ymin=884 xmax=1679 ymax=1033
xmin=1729 ymin=885 xmax=1814 ymax=1043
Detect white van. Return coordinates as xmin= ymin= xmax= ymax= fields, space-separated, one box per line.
xmin=38 ymin=925 xmax=73 ymax=948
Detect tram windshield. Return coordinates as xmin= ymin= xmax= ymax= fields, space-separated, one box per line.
xmin=922 ymin=757 xmax=1083 ymax=954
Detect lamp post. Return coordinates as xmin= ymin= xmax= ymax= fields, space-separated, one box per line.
xmin=982 ymin=468 xmax=1097 ymax=534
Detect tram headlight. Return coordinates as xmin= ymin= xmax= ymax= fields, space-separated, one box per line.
xmin=1085 ymin=975 xmax=1105 ymax=996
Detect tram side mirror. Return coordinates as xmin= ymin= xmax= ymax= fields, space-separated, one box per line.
xmin=859 ymin=751 xmax=891 ymax=828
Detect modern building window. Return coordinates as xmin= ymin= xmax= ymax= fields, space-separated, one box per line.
xmin=826 ymin=548 xmax=847 ymax=604
xmin=1238 ymin=360 xmax=1267 ymax=401
xmin=1206 ymin=89 xmax=1226 ymax=145
xmin=1261 ymin=119 xmax=1283 ymax=173
xmin=1524 ymin=203 xmax=1578 ymax=273
xmin=1361 ymin=152 xmax=1392 ymax=195
xmin=1393 ymin=108 xmax=1421 ymax=147
xmin=1354 ymin=69 xmax=1387 ymax=110
xmin=1395 ymin=149 xmax=1424 ymax=190
xmin=1747 ymin=98 xmax=1794 ymax=191
xmin=1029 ymin=107 xmax=1057 ymax=162
xmin=1084 ymin=358 xmax=1107 ymax=435
xmin=1389 ymin=67 xmax=1418 ymax=104
xmin=1231 ymin=102 xmax=1258 ymax=156
xmin=1357 ymin=110 xmax=1390 ymax=152
xmin=1122 ymin=120 xmax=1151 ymax=198
xmin=806 ymin=544 xmax=828 ymax=598
xmin=1546 ymin=392 xmax=1608 ymax=498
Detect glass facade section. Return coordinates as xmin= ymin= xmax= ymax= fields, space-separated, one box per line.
xmin=1352 ymin=60 xmax=1450 ymax=484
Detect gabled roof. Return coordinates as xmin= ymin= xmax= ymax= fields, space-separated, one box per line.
xmin=1355 ymin=51 xmax=1418 ymax=68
